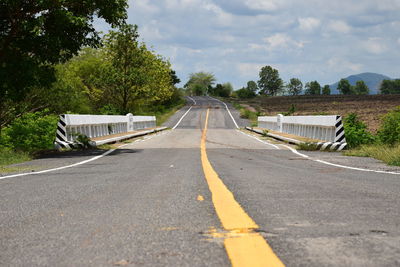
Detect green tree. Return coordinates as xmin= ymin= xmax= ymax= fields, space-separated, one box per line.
xmin=305 ymin=81 xmax=321 ymax=95
xmin=185 ymin=72 xmax=216 ymax=96
xmin=353 ymin=80 xmax=369 ymax=95
xmin=337 ymin=79 xmax=352 ymax=95
xmin=170 ymin=70 xmax=181 ymax=85
xmin=287 ymin=78 xmax=303 ymax=96
xmin=322 ymin=85 xmax=331 ymax=95
xmin=258 ymin=66 xmax=283 ymax=96
xmin=101 ymin=24 xmax=173 ymax=113
xmin=380 ymin=79 xmax=400 ymax=94
xmin=246 ymin=81 xmax=258 ymax=93
xmin=0 ymin=0 xmax=128 ymax=129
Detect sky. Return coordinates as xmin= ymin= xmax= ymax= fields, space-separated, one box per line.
xmin=95 ymin=0 xmax=400 ymax=89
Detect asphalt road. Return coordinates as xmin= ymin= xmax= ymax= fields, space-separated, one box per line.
xmin=1 ymin=96 xmax=400 ymax=266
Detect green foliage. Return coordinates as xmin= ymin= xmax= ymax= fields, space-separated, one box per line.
xmin=247 ymin=81 xmax=258 ymax=93
xmin=304 ymin=81 xmax=321 ymax=95
xmin=322 ymin=85 xmax=331 ymax=95
xmin=343 ymin=113 xmax=375 ymax=148
xmin=0 ymin=0 xmax=127 ymax=125
xmin=377 ymin=106 xmax=400 ymax=145
xmin=282 ymin=104 xmax=296 ymax=116
xmin=0 ymin=149 xmax=32 ymax=171
xmin=344 ymin=144 xmax=400 ymax=166
xmin=236 ymin=87 xmax=256 ymax=99
xmin=262 ymin=129 xmax=269 ymax=137
xmin=258 ymin=66 xmax=283 ymax=96
xmin=0 ymin=110 xmax=58 ymax=153
xmin=210 ymin=83 xmax=232 ymax=97
xmin=354 ymin=80 xmax=369 ymax=95
xmin=287 ymin=78 xmax=303 ymax=96
xmin=185 ymin=72 xmax=216 ymax=96
xmin=337 ymin=79 xmax=352 ymax=95
xmin=380 ymin=79 xmax=400 ymax=94
xmin=74 ymin=133 xmax=92 ymax=149
xmin=102 ymin=24 xmax=174 ymax=114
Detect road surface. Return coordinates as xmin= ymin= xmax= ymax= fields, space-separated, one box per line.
xmin=1 ymin=96 xmax=399 ymax=266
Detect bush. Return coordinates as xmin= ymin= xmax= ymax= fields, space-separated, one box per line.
xmin=1 ymin=110 xmax=58 ymax=153
xmin=377 ymin=106 xmax=400 ymax=145
xmin=343 ymin=113 xmax=375 ymax=148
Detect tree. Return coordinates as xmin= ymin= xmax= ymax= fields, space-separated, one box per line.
xmin=246 ymin=81 xmax=258 ymax=93
xmin=353 ymin=80 xmax=369 ymax=95
xmin=170 ymin=70 xmax=181 ymax=85
xmin=257 ymin=66 xmax=283 ymax=96
xmin=101 ymin=24 xmax=173 ymax=113
xmin=337 ymin=79 xmax=352 ymax=95
xmin=286 ymin=78 xmax=303 ymax=96
xmin=305 ymin=81 xmax=321 ymax=95
xmin=322 ymin=85 xmax=331 ymax=95
xmin=0 ymin=0 xmax=128 ymax=128
xmin=184 ymin=72 xmax=216 ymax=96
xmin=380 ymin=79 xmax=400 ymax=94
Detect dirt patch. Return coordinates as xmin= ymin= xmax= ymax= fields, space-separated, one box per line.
xmin=235 ymin=94 xmax=400 ymax=133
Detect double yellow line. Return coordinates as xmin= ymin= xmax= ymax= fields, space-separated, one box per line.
xmin=201 ymin=109 xmax=284 ymax=267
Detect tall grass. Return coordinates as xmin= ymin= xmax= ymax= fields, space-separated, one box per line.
xmin=344 ymin=144 xmax=400 ymax=166
xmin=0 ymin=149 xmax=32 ymax=171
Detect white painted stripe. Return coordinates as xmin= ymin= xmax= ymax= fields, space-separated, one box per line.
xmin=0 ymin=130 xmax=168 ymax=181
xmin=187 ymin=96 xmax=196 ymax=105
xmin=172 ymin=106 xmax=193 ymax=130
xmin=208 ymin=96 xmax=239 ymax=129
xmin=237 ymin=130 xmax=280 ymax=149
xmin=279 ymin=144 xmax=400 ymax=175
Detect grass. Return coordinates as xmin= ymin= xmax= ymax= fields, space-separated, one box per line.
xmin=344 ymin=143 xmax=400 ymax=166
xmin=296 ymin=142 xmax=320 ymax=151
xmin=0 ymin=149 xmax=32 ymax=172
xmin=231 ymin=102 xmax=259 ymax=126
xmin=156 ymin=101 xmax=186 ymax=126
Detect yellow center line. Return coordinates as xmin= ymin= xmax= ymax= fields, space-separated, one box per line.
xmin=201 ymin=108 xmax=285 ymax=267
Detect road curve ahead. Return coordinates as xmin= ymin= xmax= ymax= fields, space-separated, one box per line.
xmin=1 ymin=96 xmax=400 ymax=266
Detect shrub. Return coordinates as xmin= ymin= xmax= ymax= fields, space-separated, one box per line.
xmin=377 ymin=106 xmax=400 ymax=145
xmin=2 ymin=110 xmax=58 ymax=153
xmin=343 ymin=113 xmax=375 ymax=148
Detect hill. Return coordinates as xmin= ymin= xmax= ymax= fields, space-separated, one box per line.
xmin=330 ymin=73 xmax=391 ymax=94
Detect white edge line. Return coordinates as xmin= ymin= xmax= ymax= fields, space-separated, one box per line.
xmin=187 ymin=96 xmax=196 ymax=105
xmin=279 ymin=145 xmax=400 ymax=175
xmin=237 ymin=130 xmax=279 ymax=150
xmin=209 ymin=96 xmax=239 ymax=129
xmin=245 ymin=129 xmax=400 ymax=175
xmin=172 ymin=106 xmax=193 ymax=130
xmin=0 ymin=129 xmax=169 ymax=181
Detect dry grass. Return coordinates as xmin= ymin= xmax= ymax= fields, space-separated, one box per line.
xmin=344 ymin=144 xmax=400 ymax=166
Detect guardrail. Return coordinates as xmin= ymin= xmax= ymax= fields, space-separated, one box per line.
xmin=257 ymin=114 xmax=347 ymax=150
xmin=55 ymin=113 xmax=156 ymax=149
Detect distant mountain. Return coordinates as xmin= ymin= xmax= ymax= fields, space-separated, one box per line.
xmin=330 ymin=72 xmax=392 ymax=94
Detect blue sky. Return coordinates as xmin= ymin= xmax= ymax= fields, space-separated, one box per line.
xmin=95 ymin=0 xmax=400 ymax=89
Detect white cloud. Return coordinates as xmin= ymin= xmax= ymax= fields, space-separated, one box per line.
xmin=328 ymin=58 xmax=363 ymax=72
xmin=364 ymin=37 xmax=387 ymax=54
xmin=263 ymin=33 xmax=304 ymax=50
xmin=298 ymin=17 xmax=320 ymax=32
xmin=237 ymin=63 xmax=264 ymax=77
xmin=243 ymin=0 xmax=285 ymax=11
xmin=328 ymin=20 xmax=352 ymax=34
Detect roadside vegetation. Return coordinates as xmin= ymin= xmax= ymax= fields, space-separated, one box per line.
xmin=342 ymin=107 xmax=400 ymax=166
xmin=0 ymin=1 xmax=184 ymax=168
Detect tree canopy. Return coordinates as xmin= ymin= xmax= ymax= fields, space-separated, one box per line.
xmin=257 ymin=66 xmax=283 ymax=96
xmin=184 ymin=72 xmax=216 ymax=96
xmin=337 ymin=79 xmax=352 ymax=95
xmin=286 ymin=78 xmax=303 ymax=96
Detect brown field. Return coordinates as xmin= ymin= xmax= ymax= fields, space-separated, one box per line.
xmin=234 ymin=94 xmax=400 ymax=133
